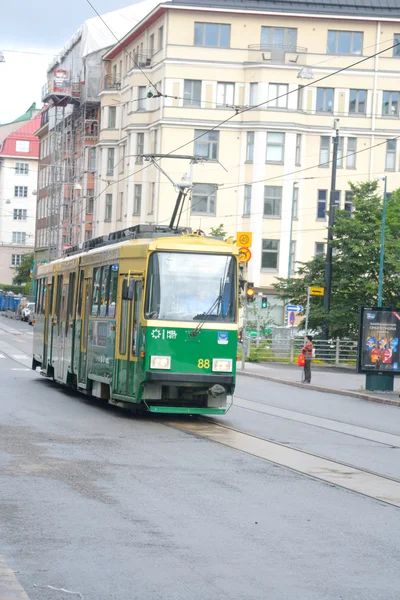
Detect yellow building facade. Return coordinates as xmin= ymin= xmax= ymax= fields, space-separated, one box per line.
xmin=95 ymin=0 xmax=400 ymax=319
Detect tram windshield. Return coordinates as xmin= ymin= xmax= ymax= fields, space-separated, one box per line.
xmin=145 ymin=252 xmax=236 ymax=322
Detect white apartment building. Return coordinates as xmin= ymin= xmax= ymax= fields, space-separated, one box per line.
xmin=0 ymin=106 xmax=40 ymax=285
xmin=90 ymin=0 xmax=400 ymax=321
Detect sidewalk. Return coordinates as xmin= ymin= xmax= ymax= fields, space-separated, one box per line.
xmin=238 ymin=362 xmax=400 ymax=407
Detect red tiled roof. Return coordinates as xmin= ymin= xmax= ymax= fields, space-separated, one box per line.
xmin=0 ymin=114 xmax=41 ymax=159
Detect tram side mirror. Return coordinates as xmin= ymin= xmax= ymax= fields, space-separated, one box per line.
xmin=128 ymin=279 xmax=135 ymax=301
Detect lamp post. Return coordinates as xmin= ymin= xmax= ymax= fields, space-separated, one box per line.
xmin=322 ymin=119 xmax=340 ymax=339
xmin=377 ymin=175 xmax=387 ymax=307
xmin=365 ymin=175 xmax=393 ymax=393
xmin=285 ymin=182 xmax=298 ymax=327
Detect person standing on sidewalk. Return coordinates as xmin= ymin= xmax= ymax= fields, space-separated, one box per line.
xmin=302 ymin=335 xmax=313 ymax=383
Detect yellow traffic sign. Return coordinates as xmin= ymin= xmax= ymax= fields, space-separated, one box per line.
xmin=238 ymin=247 xmax=252 ymax=263
xmin=310 ymin=286 xmax=324 ymax=296
xmin=237 ymin=231 xmax=252 ymax=248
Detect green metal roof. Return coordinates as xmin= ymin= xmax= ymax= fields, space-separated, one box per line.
xmin=5 ymin=103 xmax=37 ymax=125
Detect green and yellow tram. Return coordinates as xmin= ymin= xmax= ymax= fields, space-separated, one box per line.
xmin=33 ymin=226 xmax=239 ymax=414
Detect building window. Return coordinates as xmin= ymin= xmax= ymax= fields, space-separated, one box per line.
xmin=194 ymin=22 xmax=230 ymax=48
xmin=148 ymin=182 xmax=155 ymax=214
xmin=249 ymin=82 xmax=258 ymax=106
xmin=15 ymin=162 xmax=29 ymax=175
xmin=261 ymin=27 xmax=297 ymax=50
xmin=266 ymin=132 xmax=285 ymax=163
xmin=386 ymin=139 xmax=396 ymax=170
xmin=11 ymin=254 xmax=22 ymax=267
xmin=87 ymin=189 xmax=94 ymax=214
xmin=149 ymin=34 xmax=155 ymax=57
xmin=106 ymin=148 xmax=115 ymax=176
xmin=327 ymin=30 xmax=363 ymax=55
xmin=14 ymin=186 xmax=28 ymax=197
xmin=262 ymin=240 xmax=279 ymax=270
xmin=89 ymin=147 xmax=96 ymax=172
xmin=268 ymin=83 xmax=288 ymax=108
xmin=243 ymin=185 xmax=252 ymax=216
xmin=183 ymin=80 xmax=202 ymax=107
xmin=319 ymin=136 xmax=330 ymax=167
xmin=85 ymin=230 xmax=92 ymax=242
xmin=264 ymin=186 xmax=282 ymax=217
xmin=194 ymin=130 xmax=219 ymax=160
xmin=349 ymin=89 xmax=366 ymax=114
xmin=347 ymin=137 xmax=357 ymax=168
xmin=13 ymin=209 xmax=27 ymax=220
xmin=316 ymin=88 xmax=334 ymax=113
xmin=315 ymin=242 xmax=325 ymax=256
xmin=16 ymin=140 xmax=30 ymax=152
xmin=12 ymin=232 xmax=26 ymax=244
xmin=295 ymin=134 xmax=302 ymax=166
xmin=136 ymin=132 xmax=144 ymax=163
xmin=191 ymin=183 xmax=217 ymax=215
xmin=290 ymin=241 xmax=296 ymax=273
xmin=133 ymin=184 xmax=142 ymax=215
xmin=317 ymin=190 xmax=327 ymax=219
xmin=345 ymin=191 xmax=353 ymax=216
xmin=337 ymin=137 xmax=344 ymax=168
xmin=138 ymin=86 xmax=146 ymax=110
xmin=382 ymin=91 xmax=399 ymax=117
xmin=158 ymin=26 xmax=164 ymax=50
xmin=105 ymin=194 xmax=112 ymax=221
xmin=217 ymin=82 xmax=235 ymax=107
xmin=246 ymin=132 xmax=254 ymax=163
xmin=393 ymin=34 xmax=400 ymax=57
xmin=292 ymin=186 xmax=299 ymax=219
xmin=108 ymin=106 xmax=116 ymax=128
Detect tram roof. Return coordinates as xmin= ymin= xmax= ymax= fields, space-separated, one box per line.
xmin=37 ymin=234 xmax=238 ymax=277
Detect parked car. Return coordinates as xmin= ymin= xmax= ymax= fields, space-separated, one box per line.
xmin=21 ymin=303 xmax=35 ymax=322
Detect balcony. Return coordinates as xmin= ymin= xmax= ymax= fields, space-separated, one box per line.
xmin=103 ymin=73 xmax=122 ymax=91
xmin=247 ymin=44 xmax=308 ymax=64
xmin=42 ymin=78 xmax=81 ymax=103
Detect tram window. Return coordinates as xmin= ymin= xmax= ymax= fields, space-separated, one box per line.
xmin=119 ymin=279 xmax=129 ymax=355
xmin=35 ymin=280 xmax=41 ymax=314
xmin=132 ymin=280 xmax=142 ymax=357
xmin=49 ymin=277 xmax=55 ymax=316
xmin=55 ymin=275 xmax=63 ymax=321
xmin=108 ymin=265 xmax=118 ymax=317
xmin=77 ymin=271 xmax=84 ymax=317
xmin=66 ymin=272 xmax=76 ymax=335
xmin=92 ymin=268 xmax=101 ymax=316
xmin=42 ymin=281 xmax=47 ymax=315
xmin=99 ymin=266 xmax=109 ymax=317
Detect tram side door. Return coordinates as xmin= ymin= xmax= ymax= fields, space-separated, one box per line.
xmin=78 ymin=278 xmax=92 ymax=386
xmin=115 ymin=276 xmax=142 ymax=397
xmin=43 ymin=276 xmax=53 ymax=370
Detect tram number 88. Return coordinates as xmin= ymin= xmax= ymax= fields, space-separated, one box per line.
xmin=197 ymin=359 xmax=210 ymax=369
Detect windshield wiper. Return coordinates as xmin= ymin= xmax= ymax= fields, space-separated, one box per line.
xmin=189 ymin=295 xmax=222 ymax=338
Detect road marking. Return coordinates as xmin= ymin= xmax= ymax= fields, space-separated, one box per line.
xmin=12 ymin=355 xmax=30 ymax=361
xmin=0 ymin=555 xmax=30 ymax=599
xmin=234 ymin=396 xmax=400 ymax=447
xmin=166 ymin=419 xmax=400 ymax=508
xmin=0 ymin=354 xmax=5 ymax=359
xmin=11 ymin=368 xmax=31 ymax=372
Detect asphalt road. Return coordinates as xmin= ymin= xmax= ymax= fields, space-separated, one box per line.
xmin=0 ymin=316 xmax=400 ymax=600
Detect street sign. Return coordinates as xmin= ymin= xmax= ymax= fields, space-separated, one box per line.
xmin=237 ymin=232 xmax=252 ymax=248
xmin=286 ymin=304 xmax=303 ymax=313
xmin=289 ymin=311 xmax=295 ymax=325
xmin=310 ymin=286 xmax=324 ymax=296
xmin=238 ymin=247 xmax=252 ymax=263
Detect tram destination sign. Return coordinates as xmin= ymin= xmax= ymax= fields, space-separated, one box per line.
xmin=357 ymin=307 xmax=400 ymax=374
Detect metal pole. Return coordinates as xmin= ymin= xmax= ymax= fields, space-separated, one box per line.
xmin=241 ymin=281 xmax=248 ymax=371
xmin=323 ymin=120 xmax=340 ymax=339
xmin=304 ymin=286 xmax=311 ymax=344
xmin=377 ymin=176 xmax=387 ymax=307
xmin=285 ymin=182 xmax=297 ymax=327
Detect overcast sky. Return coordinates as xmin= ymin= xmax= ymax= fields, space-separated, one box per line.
xmin=0 ymin=0 xmax=140 ymax=123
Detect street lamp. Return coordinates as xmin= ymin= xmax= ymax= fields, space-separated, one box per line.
xmin=377 ymin=175 xmax=388 ymax=307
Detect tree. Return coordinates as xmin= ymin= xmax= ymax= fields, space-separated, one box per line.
xmin=246 ymin=302 xmax=276 ymax=332
xmin=274 ymin=181 xmax=400 ymax=337
xmin=13 ymin=253 xmax=34 ymax=286
xmin=209 ymin=224 xmax=227 ymax=238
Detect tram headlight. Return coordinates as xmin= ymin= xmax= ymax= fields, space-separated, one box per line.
xmin=150 ymin=355 xmax=171 ymax=369
xmin=212 ymin=359 xmax=232 ymax=372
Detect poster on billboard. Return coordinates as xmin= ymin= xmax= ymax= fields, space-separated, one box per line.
xmin=357 ymin=307 xmax=400 ymax=374
xmin=53 ymin=69 xmax=71 ymax=94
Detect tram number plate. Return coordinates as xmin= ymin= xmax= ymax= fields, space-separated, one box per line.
xmin=198 ymin=359 xmax=210 ymax=369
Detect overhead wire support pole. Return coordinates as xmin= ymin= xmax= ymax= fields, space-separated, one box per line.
xmin=323 ymin=119 xmax=340 ymax=339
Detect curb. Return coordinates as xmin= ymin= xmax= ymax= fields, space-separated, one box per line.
xmin=238 ymin=370 xmax=400 ymax=407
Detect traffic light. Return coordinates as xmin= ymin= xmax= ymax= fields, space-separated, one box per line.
xmin=246 ymin=282 xmax=255 ymax=303
xmin=261 ymin=296 xmax=268 ymax=309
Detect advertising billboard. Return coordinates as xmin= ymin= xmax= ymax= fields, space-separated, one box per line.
xmin=357 ymin=307 xmax=400 ymax=374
